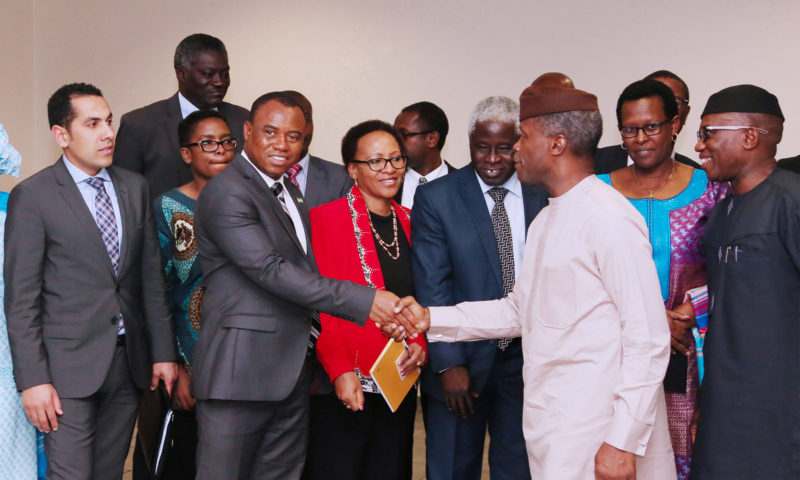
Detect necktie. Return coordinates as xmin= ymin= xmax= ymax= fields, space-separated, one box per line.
xmin=418 ymin=176 xmax=428 ymax=185
xmin=286 ymin=164 xmax=302 ymax=189
xmin=86 ymin=177 xmax=120 ymax=275
xmin=488 ymin=187 xmax=514 ymax=350
xmin=270 ymin=181 xmax=320 ymax=351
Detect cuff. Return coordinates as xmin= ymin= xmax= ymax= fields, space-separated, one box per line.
xmin=604 ymin=411 xmax=654 ymax=456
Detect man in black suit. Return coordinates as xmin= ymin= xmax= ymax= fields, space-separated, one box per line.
xmin=5 ymin=83 xmax=177 ymax=480
xmin=192 ymin=92 xmax=415 ymax=480
xmin=114 ymin=33 xmax=249 ymax=199
xmin=778 ymin=154 xmax=800 ymax=174
xmin=595 ymin=70 xmax=700 ymax=173
xmin=283 ymin=90 xmax=352 ymax=209
xmin=393 ymin=101 xmax=455 ymax=208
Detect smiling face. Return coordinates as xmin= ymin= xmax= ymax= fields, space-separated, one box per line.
xmin=348 ymin=130 xmax=406 ymax=204
xmin=52 ymin=94 xmax=115 ymax=176
xmin=180 ymin=117 xmax=234 ymax=181
xmin=619 ymin=96 xmax=678 ymax=170
xmin=243 ymin=100 xmax=306 ymax=179
xmin=695 ymin=112 xmax=747 ymax=182
xmin=177 ymin=50 xmax=231 ymax=108
xmin=470 ymin=120 xmax=519 ymax=186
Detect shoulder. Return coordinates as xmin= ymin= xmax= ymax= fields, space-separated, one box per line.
xmin=310 ymin=156 xmax=348 ymax=176
xmin=777 ymin=155 xmax=800 ymax=175
xmin=310 ymin=196 xmax=349 ymax=220
xmin=119 ymin=97 xmax=173 ymax=126
xmin=582 ymin=176 xmax=646 ymax=230
xmin=219 ymin=102 xmax=250 ymax=122
xmin=109 ymin=165 xmax=147 ymax=189
xmin=422 ymin=164 xmax=472 ymax=194
xmin=765 ymin=167 xmax=800 ymax=204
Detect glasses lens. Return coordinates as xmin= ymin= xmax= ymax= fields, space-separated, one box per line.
xmin=389 ymin=156 xmax=407 ymax=169
xmin=222 ymin=139 xmax=236 ymax=151
xmin=620 ymin=127 xmax=637 ymax=138
xmin=643 ymin=123 xmax=662 ymax=136
xmin=199 ymin=141 xmax=218 ymax=152
xmin=367 ymin=158 xmax=387 ymax=171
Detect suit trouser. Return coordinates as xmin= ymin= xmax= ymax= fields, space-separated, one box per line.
xmin=195 ymin=356 xmax=312 ymax=480
xmin=44 ymin=342 xmax=139 ymax=480
xmin=422 ymin=342 xmax=530 ymax=480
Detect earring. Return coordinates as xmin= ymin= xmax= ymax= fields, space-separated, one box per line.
xmin=354 ymin=178 xmax=359 ymax=188
xmin=671 ymin=134 xmax=678 ymax=142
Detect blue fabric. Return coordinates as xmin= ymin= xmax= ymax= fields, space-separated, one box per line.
xmin=597 ymin=170 xmax=708 ymax=300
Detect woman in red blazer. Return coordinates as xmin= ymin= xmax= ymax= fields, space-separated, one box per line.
xmin=307 ymin=120 xmax=428 ymax=480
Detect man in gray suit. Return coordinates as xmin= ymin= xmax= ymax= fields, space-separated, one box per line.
xmin=114 ymin=33 xmax=249 ymax=200
xmin=192 ymin=91 xmax=415 ymax=480
xmin=4 ymin=83 xmax=177 ymax=480
xmin=283 ymin=90 xmax=352 ymax=209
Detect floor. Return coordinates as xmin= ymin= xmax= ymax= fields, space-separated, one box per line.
xmin=123 ymin=397 xmax=491 ymax=479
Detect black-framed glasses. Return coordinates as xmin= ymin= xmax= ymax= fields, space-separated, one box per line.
xmin=183 ymin=138 xmax=237 ymax=152
xmin=397 ymin=130 xmax=434 ymax=140
xmin=696 ymin=126 xmax=769 ymax=142
xmin=619 ymin=120 xmax=670 ymax=139
xmin=351 ymin=155 xmax=408 ymax=172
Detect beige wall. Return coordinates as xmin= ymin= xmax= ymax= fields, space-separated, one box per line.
xmin=5 ymin=0 xmax=800 ymax=188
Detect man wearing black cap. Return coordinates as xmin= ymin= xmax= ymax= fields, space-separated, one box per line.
xmin=690 ymin=85 xmax=800 ymax=479
xmin=399 ymin=84 xmax=675 ymax=479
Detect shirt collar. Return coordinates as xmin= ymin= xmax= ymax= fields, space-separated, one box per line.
xmin=297 ymin=153 xmax=310 ymax=171
xmin=241 ymin=151 xmax=283 ymax=189
xmin=62 ymin=155 xmax=111 ymax=184
xmin=474 ymin=170 xmax=522 ymax=199
xmin=405 ymin=158 xmax=448 ymax=183
xmin=177 ymin=92 xmax=218 ymax=119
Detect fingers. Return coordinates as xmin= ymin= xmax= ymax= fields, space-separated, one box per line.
xmin=355 ymin=387 xmax=364 ymax=411
xmin=671 ymin=336 xmax=690 ymax=356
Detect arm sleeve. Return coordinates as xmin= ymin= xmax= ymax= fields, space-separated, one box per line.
xmin=596 ymin=213 xmax=671 ymax=455
xmin=428 ymin=292 xmax=523 ymax=343
xmin=410 ymin=185 xmax=466 ymax=372
xmin=4 ymin=184 xmax=51 ymax=390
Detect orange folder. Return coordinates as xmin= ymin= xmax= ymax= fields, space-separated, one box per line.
xmin=369 ymin=339 xmax=420 ymax=412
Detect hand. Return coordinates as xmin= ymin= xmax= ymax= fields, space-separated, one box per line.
xmin=439 ymin=366 xmax=477 ymax=418
xmin=171 ymin=367 xmax=196 ymax=411
xmin=370 ymin=290 xmax=418 ymax=339
xmin=151 ymin=361 xmax=178 ymax=397
xmin=392 ymin=296 xmax=431 ymax=334
xmin=594 ymin=442 xmax=635 ymax=480
xmin=22 ymin=383 xmax=62 ymax=433
xmin=667 ymin=300 xmax=696 ymax=356
xmin=397 ymin=342 xmax=427 ymax=376
xmin=334 ymin=371 xmax=364 ymax=411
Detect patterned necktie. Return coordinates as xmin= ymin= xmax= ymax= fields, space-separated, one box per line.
xmin=86 ymin=177 xmax=120 ymax=275
xmin=418 ymin=176 xmax=428 ymax=185
xmin=286 ymin=164 xmax=302 ymax=189
xmin=488 ymin=187 xmax=514 ymax=350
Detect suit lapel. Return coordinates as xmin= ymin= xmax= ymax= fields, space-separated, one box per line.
xmin=164 ymin=94 xmax=182 ymax=156
xmin=302 ymin=157 xmax=321 ymax=208
xmin=109 ymin=168 xmax=133 ymax=276
xmin=53 ymin=159 xmax=117 ymax=279
xmin=458 ymin=169 xmax=503 ymax=288
xmin=286 ymin=181 xmax=317 ymax=266
xmin=234 ymin=156 xmax=308 ymax=257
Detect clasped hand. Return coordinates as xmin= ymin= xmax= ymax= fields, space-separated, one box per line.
xmin=370 ymin=291 xmax=431 ymax=341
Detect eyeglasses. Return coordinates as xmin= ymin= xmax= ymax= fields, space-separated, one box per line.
xmin=675 ymin=97 xmax=690 ymax=107
xmin=351 ymin=155 xmax=408 ymax=172
xmin=619 ymin=120 xmax=670 ymax=139
xmin=696 ymin=126 xmax=769 ymax=142
xmin=398 ymin=130 xmax=434 ymax=140
xmin=183 ymin=138 xmax=237 ymax=152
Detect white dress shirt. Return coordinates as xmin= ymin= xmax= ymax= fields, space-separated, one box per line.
xmin=401 ymin=159 xmax=449 ymax=209
xmin=178 ymin=92 xmax=218 ymax=119
xmin=241 ymin=151 xmax=307 ymax=253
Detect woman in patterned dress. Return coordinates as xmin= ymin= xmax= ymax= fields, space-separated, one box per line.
xmin=153 ymin=110 xmax=234 ymax=479
xmin=597 ymin=80 xmax=729 ymax=479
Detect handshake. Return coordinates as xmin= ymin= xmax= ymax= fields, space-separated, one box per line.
xmin=370 ymin=290 xmax=431 ymax=341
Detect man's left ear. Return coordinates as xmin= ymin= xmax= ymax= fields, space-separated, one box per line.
xmin=425 ymin=131 xmax=440 ymax=149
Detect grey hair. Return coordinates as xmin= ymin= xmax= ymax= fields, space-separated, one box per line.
xmin=468 ymin=96 xmax=520 ymax=136
xmin=533 ymin=110 xmax=603 ymax=157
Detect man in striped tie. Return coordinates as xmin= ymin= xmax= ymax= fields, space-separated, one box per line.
xmin=5 ymin=82 xmax=177 ymax=480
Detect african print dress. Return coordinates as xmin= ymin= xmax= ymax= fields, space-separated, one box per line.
xmin=154 ymin=189 xmax=203 ymax=370
xmin=598 ymin=169 xmax=728 ymax=479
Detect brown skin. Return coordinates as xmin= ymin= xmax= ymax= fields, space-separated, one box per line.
xmin=338 ymin=130 xmax=427 ymax=410
xmin=178 ymin=117 xmax=234 ymax=200
xmin=469 ymin=120 xmax=519 ymax=186
xmin=283 ymin=90 xmax=314 ymax=157
xmin=653 ymin=76 xmax=690 ymax=134
xmin=243 ymin=100 xmax=306 ymax=180
xmin=393 ymin=111 xmax=443 ymax=175
xmin=696 ymin=112 xmax=780 ymax=195
xmin=176 ymin=50 xmax=230 ymax=109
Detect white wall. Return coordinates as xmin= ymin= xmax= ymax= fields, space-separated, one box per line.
xmin=5 ymin=0 xmax=800 ymax=187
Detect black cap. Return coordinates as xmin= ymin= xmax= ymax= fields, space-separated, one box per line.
xmin=701 ymin=84 xmax=784 ymax=121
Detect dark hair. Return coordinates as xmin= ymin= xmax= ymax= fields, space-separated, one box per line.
xmin=249 ymin=91 xmax=303 ymax=123
xmin=341 ymin=120 xmax=405 ymax=167
xmin=643 ymin=70 xmax=689 ymax=101
xmin=178 ymin=110 xmax=230 ymax=146
xmin=615 ymin=79 xmax=678 ymax=126
xmin=47 ymin=83 xmax=103 ymax=129
xmin=400 ymin=101 xmax=449 ymax=150
xmin=282 ymin=90 xmax=312 ymax=122
xmin=174 ymin=33 xmax=227 ymax=69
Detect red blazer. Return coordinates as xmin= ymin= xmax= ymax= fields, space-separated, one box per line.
xmin=310 ymin=187 xmax=427 ymax=383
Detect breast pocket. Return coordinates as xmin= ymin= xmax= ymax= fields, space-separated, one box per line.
xmin=221 ymin=314 xmax=278 ymax=332
xmin=535 ymin=266 xmax=577 ymax=329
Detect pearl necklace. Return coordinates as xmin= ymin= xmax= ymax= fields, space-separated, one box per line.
xmin=368 ymin=207 xmax=400 ymax=260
